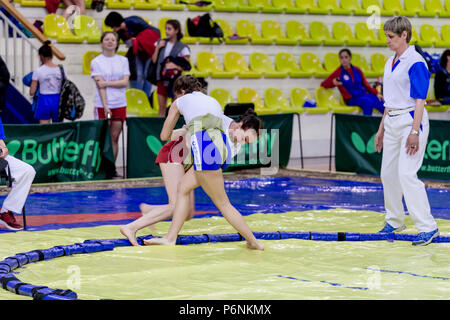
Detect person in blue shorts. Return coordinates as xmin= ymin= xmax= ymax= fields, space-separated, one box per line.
xmin=144 ymin=75 xmax=264 ymax=250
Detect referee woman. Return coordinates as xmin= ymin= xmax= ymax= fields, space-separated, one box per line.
xmin=374 ymin=16 xmax=439 ymax=246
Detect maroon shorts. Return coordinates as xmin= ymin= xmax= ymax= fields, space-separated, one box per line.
xmin=156 ymin=81 xmax=168 ymax=96
xmin=95 ymin=106 xmax=127 ymax=122
xmin=155 ymin=136 xmax=187 ymax=165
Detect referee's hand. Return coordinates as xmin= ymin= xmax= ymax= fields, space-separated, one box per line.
xmin=0 ymin=146 xmax=9 ymax=158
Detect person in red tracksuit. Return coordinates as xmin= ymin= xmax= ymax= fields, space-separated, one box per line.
xmin=321 ymin=48 xmax=385 ymax=116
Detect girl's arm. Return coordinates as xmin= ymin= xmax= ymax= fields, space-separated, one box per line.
xmin=93 ymin=75 xmax=110 ymax=117
xmin=160 ymin=100 xmax=180 ymax=141
xmin=29 ymin=80 xmax=38 ymax=96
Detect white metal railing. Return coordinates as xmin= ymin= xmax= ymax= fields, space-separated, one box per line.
xmin=0 ymin=9 xmax=41 ymax=97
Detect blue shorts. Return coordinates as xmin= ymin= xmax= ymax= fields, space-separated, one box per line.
xmin=190 ymin=130 xmax=231 ymax=171
xmin=35 ymin=93 xmax=60 ymax=122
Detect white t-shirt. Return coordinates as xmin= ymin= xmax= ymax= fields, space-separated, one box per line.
xmin=162 ymin=41 xmax=191 ymax=59
xmin=176 ymin=91 xmax=223 ymax=125
xmin=90 ymin=54 xmax=130 ymax=109
xmin=32 ymin=65 xmax=62 ymax=95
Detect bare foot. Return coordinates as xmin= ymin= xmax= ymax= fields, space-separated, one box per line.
xmin=143 ymin=237 xmax=176 ymax=246
xmin=247 ymin=240 xmax=264 ymax=251
xmin=120 ymin=225 xmax=140 ymax=246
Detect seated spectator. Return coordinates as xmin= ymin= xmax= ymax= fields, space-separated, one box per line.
xmin=434 ymin=49 xmax=450 ymax=105
xmin=321 ymin=49 xmax=384 ymax=116
xmin=30 ymin=41 xmax=63 ymax=124
xmin=44 ymin=0 xmax=86 ymax=19
xmin=104 ymin=12 xmax=160 ymax=100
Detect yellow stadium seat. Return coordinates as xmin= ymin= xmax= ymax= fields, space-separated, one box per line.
xmin=291 ymin=87 xmax=328 ymax=113
xmin=318 ymin=0 xmax=352 ymax=15
xmin=249 ymin=52 xmax=287 ymax=78
xmin=126 ymin=89 xmax=158 ymax=117
xmin=361 ymin=0 xmax=394 ymax=16
xmin=82 ymin=51 xmax=100 ymax=75
xmin=411 ymin=26 xmax=432 ymax=47
xmin=378 ymin=23 xmax=387 ymax=44
xmin=285 ymin=21 xmax=322 ymax=46
xmin=275 ymin=52 xmax=313 ymax=78
xmin=340 ymin=0 xmax=366 ymax=15
xmin=196 ymin=52 xmax=235 ymax=78
xmin=355 ymin=22 xmax=386 ymax=47
xmin=248 ymin=0 xmax=283 ymax=13
xmin=236 ymin=20 xmax=272 ymax=45
xmin=20 ymin=0 xmax=46 ymax=7
xmin=210 ymin=88 xmax=233 ymax=109
xmin=213 ymin=0 xmax=260 ymax=12
xmin=294 ymin=0 xmax=328 ymax=14
xmin=420 ymin=24 xmax=450 ymax=47
xmin=224 ymin=52 xmax=262 ymax=78
xmin=181 ymin=0 xmax=213 ymax=11
xmin=300 ymin=52 xmax=329 ymax=78
xmin=351 ymin=53 xmax=379 ymax=78
xmin=323 ymin=52 xmax=340 ymax=74
xmin=383 ymin=0 xmax=414 ymax=16
xmin=73 ymin=15 xmax=101 ymax=44
xmin=214 ymin=19 xmax=248 ymax=44
xmin=424 ymin=0 xmax=449 ymax=17
xmin=404 ymin=0 xmax=435 ymax=17
xmin=272 ymin=0 xmax=305 ymax=13
xmin=370 ymin=53 xmax=387 ymax=75
xmin=332 ymin=22 xmax=367 ymax=46
xmin=445 ymin=0 xmax=450 ymax=15
xmin=441 ymin=25 xmax=450 ymax=44
xmin=106 ymin=0 xmax=132 ymax=9
xmin=316 ymin=87 xmax=359 ymax=113
xmin=133 ymin=0 xmax=159 ymax=9
xmin=237 ymin=88 xmax=276 ymax=115
xmin=183 ymin=60 xmax=209 ymax=78
xmin=159 ymin=0 xmax=185 ymax=10
xmin=264 ymin=88 xmax=297 ymax=114
xmin=261 ymin=20 xmax=297 ymax=45
xmin=43 ymin=14 xmax=83 ymax=43
xmin=309 ymin=21 xmax=345 ymax=46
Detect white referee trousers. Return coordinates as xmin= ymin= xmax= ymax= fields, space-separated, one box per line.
xmin=2 ymin=155 xmax=36 ymax=214
xmin=380 ymin=109 xmax=438 ymax=233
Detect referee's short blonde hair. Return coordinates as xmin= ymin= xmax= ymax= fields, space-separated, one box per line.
xmin=383 ymin=16 xmax=412 ymax=44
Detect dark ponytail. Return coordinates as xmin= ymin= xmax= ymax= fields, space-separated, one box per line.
xmin=38 ymin=40 xmax=53 ymax=59
xmin=238 ymin=109 xmax=263 ymax=135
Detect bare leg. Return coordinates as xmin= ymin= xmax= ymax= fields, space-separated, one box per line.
xmin=158 ymin=94 xmax=167 ymax=117
xmin=110 ymin=120 xmax=123 ymax=161
xmin=144 ymin=167 xmax=199 ymax=246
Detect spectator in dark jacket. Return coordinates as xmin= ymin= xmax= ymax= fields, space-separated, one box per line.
xmin=434 ymin=49 xmax=450 ymax=105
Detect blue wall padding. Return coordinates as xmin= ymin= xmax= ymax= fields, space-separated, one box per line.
xmin=177 ymin=235 xmax=209 ymax=245
xmin=279 ymin=231 xmax=311 ymax=240
xmin=110 ymin=238 xmax=133 ymax=247
xmin=206 ymin=233 xmax=242 ymax=242
xmin=6 ymin=280 xmax=23 ymax=293
xmin=84 ymin=240 xmax=115 ymax=251
xmin=80 ymin=242 xmax=103 ymax=253
xmin=62 ymin=244 xmax=85 ymax=255
xmin=359 ymin=233 xmax=389 ymax=241
xmin=41 ymin=294 xmax=78 ymax=300
xmin=12 ymin=254 xmax=29 ymax=266
xmin=394 ymin=234 xmax=416 ymax=241
xmin=254 ymin=232 xmax=281 ymax=240
xmin=0 ymin=265 xmax=9 ymax=273
xmin=17 ymin=284 xmax=37 ymax=297
xmin=23 ymin=251 xmax=41 ymax=263
xmin=311 ymin=232 xmax=338 ymax=241
xmin=434 ymin=236 xmax=450 ymax=243
xmin=1 ymin=258 xmax=19 ymax=271
xmin=345 ymin=233 xmax=360 ymax=241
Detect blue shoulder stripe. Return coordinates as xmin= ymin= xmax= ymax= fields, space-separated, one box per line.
xmin=408 ymin=61 xmax=430 ymax=99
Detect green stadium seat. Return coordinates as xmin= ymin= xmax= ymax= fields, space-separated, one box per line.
xmin=355 ymin=22 xmax=386 ymax=46
xmin=291 ymin=87 xmax=328 ymax=113
xmin=73 ymin=15 xmax=101 ymax=44
xmin=43 ymin=14 xmax=83 ymax=43
xmin=362 ymin=0 xmax=394 ymax=16
xmin=316 ymin=87 xmax=359 ymax=113
xmin=285 ymin=21 xmax=321 ymax=46
xmin=106 ymin=0 xmax=132 ymax=9
xmin=210 ymin=88 xmax=233 ymax=109
xmin=404 ymin=0 xmax=435 ymax=17
xmin=133 ymin=0 xmax=159 ymax=10
xmin=82 ymin=51 xmax=100 ymax=75
xmin=272 ymin=0 xmax=305 ymax=13
xmin=300 ymin=52 xmax=329 ymax=78
xmin=420 ymin=24 xmax=450 ymax=47
xmin=237 ymin=88 xmax=277 ymax=115
xmin=340 ymin=0 xmax=367 ymax=15
xmin=351 ymin=53 xmax=379 ymax=77
xmin=294 ymin=0 xmax=328 ymax=14
xmin=236 ymin=20 xmax=272 ymax=45
xmin=224 ymin=52 xmax=262 ymax=78
xmin=196 ymin=52 xmax=235 ymax=78
xmin=248 ymin=0 xmax=283 ymax=12
xmin=214 ymin=19 xmax=248 ymax=44
xmin=309 ymin=21 xmax=345 ymax=46
xmin=126 ymin=89 xmax=158 ymax=117
xmin=264 ymin=88 xmax=297 ymax=114
xmin=249 ymin=52 xmax=287 ymax=78
xmin=370 ymin=53 xmax=387 ymax=76
xmin=275 ymin=52 xmax=313 ymax=78
xmin=323 ymin=52 xmax=340 ymax=74
xmin=332 ymin=22 xmax=367 ymax=46
xmin=383 ymin=0 xmax=414 ymax=16
xmin=318 ymin=0 xmax=352 ymax=15
xmin=261 ymin=20 xmax=297 ymax=45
